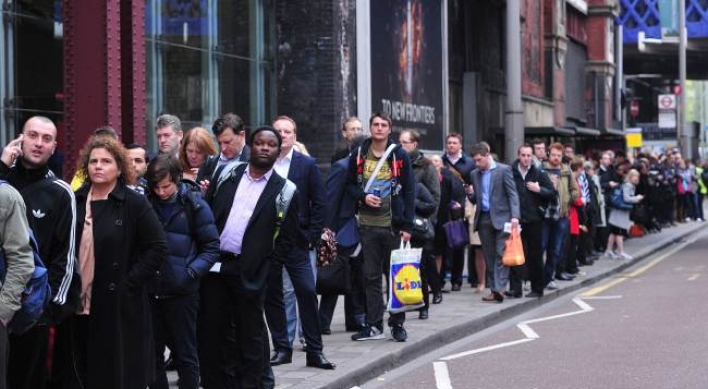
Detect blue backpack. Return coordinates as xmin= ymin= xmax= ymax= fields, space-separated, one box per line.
xmin=0 ymin=182 xmax=52 ymax=334
xmin=609 ymin=187 xmax=633 ymax=211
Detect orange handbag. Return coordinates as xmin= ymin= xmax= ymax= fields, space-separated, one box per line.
xmin=502 ymin=226 xmax=525 ymax=267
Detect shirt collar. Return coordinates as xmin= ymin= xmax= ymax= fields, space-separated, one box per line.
xmin=482 ymin=158 xmax=497 ymax=173
xmin=244 ymin=166 xmax=273 ymax=183
xmin=278 ymin=148 xmax=294 ymax=164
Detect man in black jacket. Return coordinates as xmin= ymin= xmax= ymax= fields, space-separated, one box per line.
xmin=200 ymin=126 xmax=311 ymax=388
xmin=0 ymin=116 xmax=77 ymax=389
xmin=197 ymin=113 xmax=250 ymax=188
xmin=597 ymin=151 xmax=618 ymax=252
xmin=346 ymin=112 xmax=415 ymax=342
xmin=511 ymin=144 xmax=556 ymax=297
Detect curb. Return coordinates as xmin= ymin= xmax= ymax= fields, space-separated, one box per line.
xmin=312 ymin=223 xmax=705 ymax=389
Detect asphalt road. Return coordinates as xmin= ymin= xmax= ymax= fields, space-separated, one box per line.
xmin=358 ymin=228 xmax=708 ymax=389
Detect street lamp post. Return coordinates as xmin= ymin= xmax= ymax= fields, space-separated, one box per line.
xmin=679 ymin=0 xmax=689 ymax=158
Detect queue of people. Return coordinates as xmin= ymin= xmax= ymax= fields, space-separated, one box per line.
xmin=0 ymin=112 xmax=704 ymax=389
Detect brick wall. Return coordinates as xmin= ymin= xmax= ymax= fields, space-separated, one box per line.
xmin=275 ymin=0 xmax=357 ymax=163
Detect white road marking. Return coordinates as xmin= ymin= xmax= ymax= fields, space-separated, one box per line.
xmin=435 ymin=297 xmax=599 ymax=387
xmin=688 ymin=273 xmax=700 ymax=281
xmin=433 ymin=362 xmax=453 ymax=389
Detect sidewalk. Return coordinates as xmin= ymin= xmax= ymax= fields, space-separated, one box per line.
xmin=271 ymin=221 xmax=705 ymax=389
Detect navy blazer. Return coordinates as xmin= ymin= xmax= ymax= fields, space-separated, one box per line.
xmin=325 ymin=157 xmax=357 ymax=231
xmin=196 ymin=145 xmax=251 ymax=184
xmin=287 ymin=150 xmax=327 ymax=247
xmin=207 ymin=164 xmax=299 ymax=294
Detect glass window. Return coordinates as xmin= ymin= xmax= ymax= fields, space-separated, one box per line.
xmin=145 ymin=0 xmax=275 ymax=152
xmin=1 ymin=0 xmax=64 ymax=145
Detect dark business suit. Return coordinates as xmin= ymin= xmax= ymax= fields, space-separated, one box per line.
xmin=196 ymin=145 xmax=251 ymax=185
xmin=265 ymin=150 xmax=327 ymax=354
xmin=199 ymin=164 xmax=299 ymax=389
xmin=468 ymin=162 xmax=520 ymax=294
xmin=318 ymin=156 xmax=366 ymax=331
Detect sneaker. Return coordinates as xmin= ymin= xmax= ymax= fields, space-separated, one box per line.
xmin=698 ymin=218 xmax=704 ymax=222
xmin=603 ymin=251 xmax=619 ymax=260
xmin=351 ymin=325 xmax=385 ymax=341
xmin=619 ymin=252 xmax=633 ymax=260
xmin=390 ymin=324 xmax=408 ymax=342
xmin=546 ymin=281 xmax=559 ymax=290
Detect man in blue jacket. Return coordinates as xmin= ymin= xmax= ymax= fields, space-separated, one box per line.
xmin=346 ymin=112 xmax=415 ymax=342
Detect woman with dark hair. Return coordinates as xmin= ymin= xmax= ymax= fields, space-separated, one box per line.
xmin=144 ymin=154 xmax=220 ymax=389
xmin=71 ymin=136 xmax=168 ymax=389
xmin=180 ymin=127 xmax=217 ymax=181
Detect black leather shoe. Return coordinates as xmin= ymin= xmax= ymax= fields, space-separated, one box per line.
xmin=433 ymin=292 xmax=443 ymax=304
xmin=503 ymin=290 xmax=522 ymax=298
xmin=270 ymin=349 xmax=292 ymax=366
xmin=418 ymin=309 xmax=429 ymax=320
xmin=451 ymin=284 xmax=462 ymax=292
xmin=555 ymin=273 xmax=573 ymax=281
xmin=525 ymin=291 xmax=543 ymax=298
xmin=321 ymin=327 xmax=332 ymax=335
xmin=306 ymin=352 xmax=336 ymax=370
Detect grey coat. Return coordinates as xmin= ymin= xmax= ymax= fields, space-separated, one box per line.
xmin=468 ymin=162 xmax=521 ymax=231
xmin=0 ymin=184 xmax=34 ymax=322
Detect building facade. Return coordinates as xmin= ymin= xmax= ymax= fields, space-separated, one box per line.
xmin=0 ymin=0 xmax=622 ymax=178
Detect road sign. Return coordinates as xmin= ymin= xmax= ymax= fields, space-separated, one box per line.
xmin=626 ymin=127 xmax=643 ymax=148
xmin=658 ymin=94 xmax=676 ymax=110
xmin=659 ymin=111 xmax=676 ymax=129
xmin=630 ymin=101 xmax=640 ymax=118
xmin=673 ymin=85 xmax=682 ymax=96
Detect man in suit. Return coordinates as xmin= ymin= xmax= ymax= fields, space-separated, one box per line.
xmin=155 ymin=114 xmax=184 ymax=157
xmin=265 ymin=116 xmax=334 ymax=369
xmin=197 ymin=113 xmax=250 ymax=188
xmin=465 ymin=143 xmax=520 ymax=303
xmin=199 ymin=126 xmax=298 ymax=389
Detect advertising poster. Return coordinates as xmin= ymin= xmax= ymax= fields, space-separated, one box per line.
xmin=370 ymin=0 xmax=444 ymax=150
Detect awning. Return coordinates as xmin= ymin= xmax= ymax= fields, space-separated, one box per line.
xmin=601 ymin=127 xmax=626 ymax=136
xmin=525 ymin=127 xmax=575 ymax=137
xmin=571 ymin=127 xmax=601 ymax=136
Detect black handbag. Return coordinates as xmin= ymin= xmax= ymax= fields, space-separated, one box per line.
xmin=316 ymin=255 xmax=351 ymax=295
xmin=411 ymin=216 xmax=434 ymax=241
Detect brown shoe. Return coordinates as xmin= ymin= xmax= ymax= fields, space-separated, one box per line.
xmin=482 ymin=292 xmax=503 ymax=303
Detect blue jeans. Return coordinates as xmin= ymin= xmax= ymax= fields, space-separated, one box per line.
xmin=150 ymin=293 xmax=200 ymax=389
xmin=542 ymin=217 xmax=569 ymax=285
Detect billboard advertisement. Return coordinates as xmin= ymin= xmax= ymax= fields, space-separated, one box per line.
xmin=370 ymin=0 xmax=444 ymax=150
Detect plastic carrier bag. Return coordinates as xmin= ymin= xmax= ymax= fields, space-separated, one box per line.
xmin=387 ymin=241 xmax=424 ymax=313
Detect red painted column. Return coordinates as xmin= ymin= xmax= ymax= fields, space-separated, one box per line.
xmin=63 ymin=0 xmax=146 ymax=175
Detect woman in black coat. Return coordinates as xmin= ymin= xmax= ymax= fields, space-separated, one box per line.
xmin=71 ymin=136 xmax=167 ymax=389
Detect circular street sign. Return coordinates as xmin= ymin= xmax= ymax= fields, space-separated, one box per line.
xmin=660 ymin=95 xmax=673 ymax=109
xmin=630 ymin=101 xmax=639 ymax=117
xmin=673 ymin=85 xmax=682 ymax=96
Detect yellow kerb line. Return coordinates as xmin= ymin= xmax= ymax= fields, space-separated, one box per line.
xmin=582 ymin=247 xmax=681 ymax=297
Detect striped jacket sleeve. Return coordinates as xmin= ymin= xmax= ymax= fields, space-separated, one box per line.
xmin=49 ymin=180 xmax=77 ymax=305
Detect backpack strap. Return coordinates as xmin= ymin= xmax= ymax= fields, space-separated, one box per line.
xmin=273 ymin=179 xmax=297 ymax=243
xmin=211 ymin=162 xmax=247 ymax=200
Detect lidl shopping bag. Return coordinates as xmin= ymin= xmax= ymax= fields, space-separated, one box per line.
xmin=387 ymin=241 xmax=424 ymax=314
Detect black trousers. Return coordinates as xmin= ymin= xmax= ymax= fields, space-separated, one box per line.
xmin=0 ymin=323 xmax=7 ymax=389
xmin=521 ymin=221 xmax=544 ymax=294
xmin=319 ymin=254 xmax=366 ymax=330
xmin=8 ymin=324 xmax=50 ymax=389
xmin=448 ymin=246 xmax=466 ymax=287
xmin=198 ymin=263 xmax=269 ymax=389
xmin=264 ymin=246 xmax=322 ymax=353
xmin=412 ymin=239 xmax=438 ymax=308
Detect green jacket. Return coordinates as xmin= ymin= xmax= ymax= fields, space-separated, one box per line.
xmin=0 ymin=184 xmax=34 ymax=323
xmin=543 ymin=162 xmax=579 ymax=218
xmin=697 ymin=167 xmax=707 ymax=195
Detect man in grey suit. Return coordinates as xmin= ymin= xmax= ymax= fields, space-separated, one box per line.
xmin=465 ymin=143 xmax=520 ymax=303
